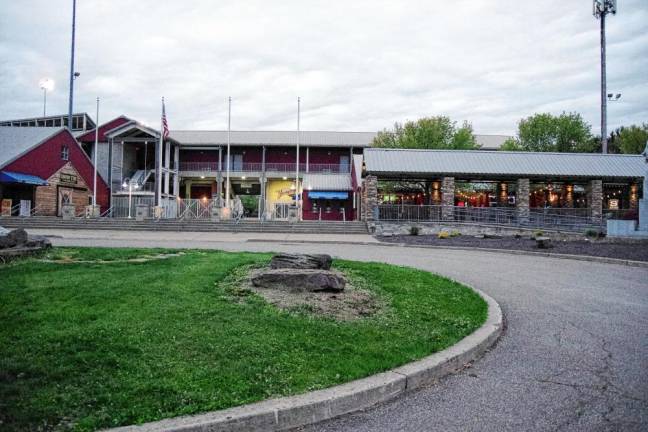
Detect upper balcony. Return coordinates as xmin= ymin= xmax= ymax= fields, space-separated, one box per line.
xmin=178 ymin=162 xmax=351 ymax=177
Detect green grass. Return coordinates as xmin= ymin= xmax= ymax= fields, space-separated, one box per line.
xmin=0 ymin=248 xmax=487 ymax=431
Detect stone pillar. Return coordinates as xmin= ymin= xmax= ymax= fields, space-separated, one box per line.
xmin=587 ymin=179 xmax=603 ymax=223
xmin=516 ymin=178 xmax=530 ymax=224
xmin=431 ymin=181 xmax=441 ymax=205
xmin=363 ymin=175 xmax=378 ymax=221
xmin=441 ymin=177 xmax=455 ymax=221
xmin=184 ymin=180 xmax=192 ymax=199
xmin=629 ymin=184 xmax=638 ymax=209
xmin=498 ymin=182 xmax=508 ymax=206
xmin=564 ymin=184 xmax=574 ymax=208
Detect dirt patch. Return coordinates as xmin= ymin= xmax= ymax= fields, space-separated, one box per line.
xmin=224 ymin=265 xmax=384 ymax=321
xmin=41 ymin=252 xmax=185 ymax=264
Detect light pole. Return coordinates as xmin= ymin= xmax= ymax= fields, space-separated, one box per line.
xmin=67 ymin=0 xmax=77 ymax=128
xmin=593 ymin=0 xmax=617 ymax=154
xmin=39 ymin=78 xmax=54 ymax=116
xmin=122 ymin=179 xmax=139 ymax=219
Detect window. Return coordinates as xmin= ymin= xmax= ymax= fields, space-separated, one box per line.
xmin=61 ymin=145 xmax=69 ymax=160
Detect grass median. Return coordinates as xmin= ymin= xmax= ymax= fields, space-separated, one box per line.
xmin=0 ymin=247 xmax=487 ymax=431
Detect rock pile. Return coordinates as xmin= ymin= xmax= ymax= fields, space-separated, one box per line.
xmin=0 ymin=227 xmax=51 ymax=259
xmin=252 ymin=253 xmax=346 ymax=293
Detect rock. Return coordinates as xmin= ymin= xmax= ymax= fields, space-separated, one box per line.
xmin=0 ymin=228 xmax=28 ymax=249
xmin=24 ymin=235 xmax=52 ymax=249
xmin=251 ymin=268 xmax=346 ymax=292
xmin=535 ymin=237 xmax=553 ymax=249
xmin=270 ymin=253 xmax=332 ymax=270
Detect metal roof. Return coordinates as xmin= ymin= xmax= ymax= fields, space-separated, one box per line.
xmin=303 ymin=173 xmax=352 ymax=191
xmin=169 ymin=130 xmax=376 ymax=148
xmin=0 ymin=127 xmax=64 ymax=168
xmin=0 ymin=170 xmax=48 ymax=185
xmin=363 ymin=148 xmax=646 ymax=179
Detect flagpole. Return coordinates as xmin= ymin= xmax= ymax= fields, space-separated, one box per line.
xmin=93 ymin=97 xmax=99 ymax=206
xmin=156 ymin=97 xmax=164 ymax=207
xmin=295 ymin=97 xmax=300 ymax=218
xmin=226 ymin=96 xmax=231 ymax=209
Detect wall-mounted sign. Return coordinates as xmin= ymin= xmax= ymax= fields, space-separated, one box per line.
xmin=60 ymin=173 xmax=78 ymax=184
xmin=1 ymin=199 xmax=12 ymax=216
xmin=608 ymin=199 xmax=619 ymax=210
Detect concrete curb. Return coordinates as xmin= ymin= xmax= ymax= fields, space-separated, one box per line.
xmin=247 ymin=239 xmax=648 ymax=269
xmin=106 ymin=289 xmax=502 ymax=432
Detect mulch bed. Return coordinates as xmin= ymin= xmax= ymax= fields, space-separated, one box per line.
xmin=377 ymin=235 xmax=648 ymax=262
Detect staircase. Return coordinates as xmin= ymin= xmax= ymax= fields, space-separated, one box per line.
xmin=0 ymin=217 xmax=370 ymax=234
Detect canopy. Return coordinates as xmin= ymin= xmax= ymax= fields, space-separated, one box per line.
xmin=308 ymin=191 xmax=349 ymax=200
xmin=0 ymin=170 xmax=48 ymax=186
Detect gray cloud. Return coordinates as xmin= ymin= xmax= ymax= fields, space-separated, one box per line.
xmin=1 ymin=0 xmax=646 ymax=135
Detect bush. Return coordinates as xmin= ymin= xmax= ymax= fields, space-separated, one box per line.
xmin=585 ymin=229 xmax=605 ymax=239
xmin=450 ymin=230 xmax=461 ymax=237
xmin=409 ymin=226 xmax=420 ymax=236
xmin=438 ymin=230 xmax=450 ymax=239
xmin=533 ymin=230 xmax=544 ymax=238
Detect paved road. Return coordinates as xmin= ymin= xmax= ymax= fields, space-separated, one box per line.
xmin=31 ymin=229 xmax=648 ymax=431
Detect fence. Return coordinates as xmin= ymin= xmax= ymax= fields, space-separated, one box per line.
xmin=377 ymin=204 xmax=610 ymax=231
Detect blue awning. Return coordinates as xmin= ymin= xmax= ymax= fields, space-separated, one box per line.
xmin=308 ymin=191 xmax=349 ymax=200
xmin=0 ymin=171 xmax=48 ymax=186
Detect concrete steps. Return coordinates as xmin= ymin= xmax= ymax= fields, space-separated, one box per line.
xmin=0 ymin=217 xmax=370 ymax=234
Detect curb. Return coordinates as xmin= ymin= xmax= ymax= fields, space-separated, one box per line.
xmin=247 ymin=239 xmax=648 ymax=269
xmin=106 ymin=289 xmax=502 ymax=432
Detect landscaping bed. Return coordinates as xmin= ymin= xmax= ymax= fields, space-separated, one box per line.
xmin=378 ymin=235 xmax=648 ymax=262
xmin=0 ymin=247 xmax=486 ymax=431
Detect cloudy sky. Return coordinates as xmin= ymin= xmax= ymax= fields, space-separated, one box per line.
xmin=1 ymin=0 xmax=647 ymax=135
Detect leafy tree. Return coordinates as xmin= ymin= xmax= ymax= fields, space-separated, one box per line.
xmin=500 ymin=137 xmax=523 ymax=151
xmin=515 ymin=112 xmax=593 ymax=152
xmin=373 ymin=116 xmax=478 ymax=150
xmin=617 ymin=124 xmax=648 ymax=154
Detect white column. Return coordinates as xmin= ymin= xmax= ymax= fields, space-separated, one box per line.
xmin=164 ymin=140 xmax=171 ymax=195
xmin=173 ymin=145 xmax=180 ymax=197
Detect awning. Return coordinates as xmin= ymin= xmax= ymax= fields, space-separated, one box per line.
xmin=0 ymin=171 xmax=48 ymax=186
xmin=308 ymin=191 xmax=349 ymax=200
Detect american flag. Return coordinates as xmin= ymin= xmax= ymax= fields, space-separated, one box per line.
xmin=161 ymin=99 xmax=169 ymax=140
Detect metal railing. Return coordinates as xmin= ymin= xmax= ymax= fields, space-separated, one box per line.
xmin=377 ymin=204 xmax=605 ymax=231
xmin=178 ymin=162 xmax=350 ymax=174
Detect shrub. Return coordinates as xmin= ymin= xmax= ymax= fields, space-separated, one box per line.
xmin=533 ymin=230 xmax=544 ymax=238
xmin=585 ymin=229 xmax=605 ymax=239
xmin=438 ymin=230 xmax=450 ymax=239
xmin=409 ymin=226 xmax=420 ymax=236
xmin=450 ymin=230 xmax=461 ymax=237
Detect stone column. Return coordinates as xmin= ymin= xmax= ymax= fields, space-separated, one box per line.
xmin=629 ymin=183 xmax=638 ymax=209
xmin=363 ymin=175 xmax=378 ymax=221
xmin=587 ymin=179 xmax=603 ymax=223
xmin=516 ymin=178 xmax=530 ymax=224
xmin=498 ymin=182 xmax=508 ymax=206
xmin=431 ymin=181 xmax=441 ymax=205
xmin=564 ymin=184 xmax=574 ymax=208
xmin=441 ymin=177 xmax=455 ymax=221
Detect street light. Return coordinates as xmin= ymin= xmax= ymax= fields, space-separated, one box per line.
xmin=39 ymin=78 xmax=54 ymax=116
xmin=122 ymin=179 xmax=139 ymax=219
xmin=607 ymin=93 xmax=621 ymax=101
xmin=593 ymin=0 xmax=617 ymax=154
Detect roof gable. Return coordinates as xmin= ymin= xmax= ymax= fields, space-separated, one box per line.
xmin=76 ymin=116 xmax=131 ymax=143
xmin=0 ymin=127 xmax=65 ymax=168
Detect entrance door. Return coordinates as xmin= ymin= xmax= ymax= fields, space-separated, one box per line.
xmin=58 ymin=187 xmax=73 ymax=216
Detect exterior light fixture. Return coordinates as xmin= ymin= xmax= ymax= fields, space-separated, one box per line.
xmin=283 ymin=176 xmax=287 ymax=180
xmin=241 ymin=176 xmax=246 ymax=180
xmin=200 ymin=175 xmax=205 ymax=179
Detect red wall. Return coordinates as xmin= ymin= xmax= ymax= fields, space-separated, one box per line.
xmin=181 ymin=150 xmax=219 ymax=162
xmin=265 ymin=147 xmax=306 ymax=163
xmin=4 ymin=129 xmax=110 ymax=210
xmin=308 ymin=148 xmax=348 ymax=164
xmin=77 ymin=116 xmax=131 ymax=143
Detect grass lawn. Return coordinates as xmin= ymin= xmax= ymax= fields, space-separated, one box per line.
xmin=0 ymin=247 xmax=487 ymax=431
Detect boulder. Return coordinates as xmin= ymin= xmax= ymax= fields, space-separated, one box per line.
xmin=251 ymin=268 xmax=346 ymax=293
xmin=270 ymin=253 xmax=332 ymax=270
xmin=535 ymin=237 xmax=553 ymax=249
xmin=0 ymin=228 xmax=28 ymax=249
xmin=24 ymin=235 xmax=52 ymax=249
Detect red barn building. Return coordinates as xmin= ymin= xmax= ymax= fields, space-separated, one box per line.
xmin=0 ymin=127 xmax=110 ymax=216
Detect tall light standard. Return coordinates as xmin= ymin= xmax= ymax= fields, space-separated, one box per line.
xmin=122 ymin=179 xmax=139 ymax=219
xmin=67 ymin=0 xmax=77 ymax=128
xmin=593 ymin=0 xmax=617 ymax=154
xmin=295 ymin=97 xmax=301 ymax=219
xmin=39 ymin=78 xmax=54 ymax=116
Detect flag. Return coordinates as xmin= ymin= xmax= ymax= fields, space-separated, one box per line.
xmin=161 ymin=99 xmax=169 ymax=140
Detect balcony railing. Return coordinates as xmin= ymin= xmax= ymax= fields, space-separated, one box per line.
xmin=179 ymin=162 xmax=351 ymax=174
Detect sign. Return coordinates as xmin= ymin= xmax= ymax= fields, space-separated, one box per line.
xmin=19 ymin=200 xmax=31 ymax=217
xmin=60 ymin=173 xmax=78 ymax=185
xmin=608 ymin=199 xmax=619 ymax=210
xmin=1 ymin=199 xmax=11 ymax=216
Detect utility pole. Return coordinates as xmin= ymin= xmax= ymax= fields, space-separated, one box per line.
xmin=67 ymin=0 xmax=77 ymax=129
xmin=593 ymin=0 xmax=617 ymax=154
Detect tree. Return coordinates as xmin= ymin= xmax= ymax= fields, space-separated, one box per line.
xmin=515 ymin=112 xmax=593 ymax=152
xmin=617 ymin=124 xmax=648 ymax=154
xmin=372 ymin=116 xmax=478 ymax=150
xmin=372 ymin=116 xmax=478 ymax=204
xmin=500 ymin=137 xmax=523 ymax=151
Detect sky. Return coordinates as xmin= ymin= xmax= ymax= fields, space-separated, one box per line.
xmin=0 ymin=0 xmax=647 ymax=135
